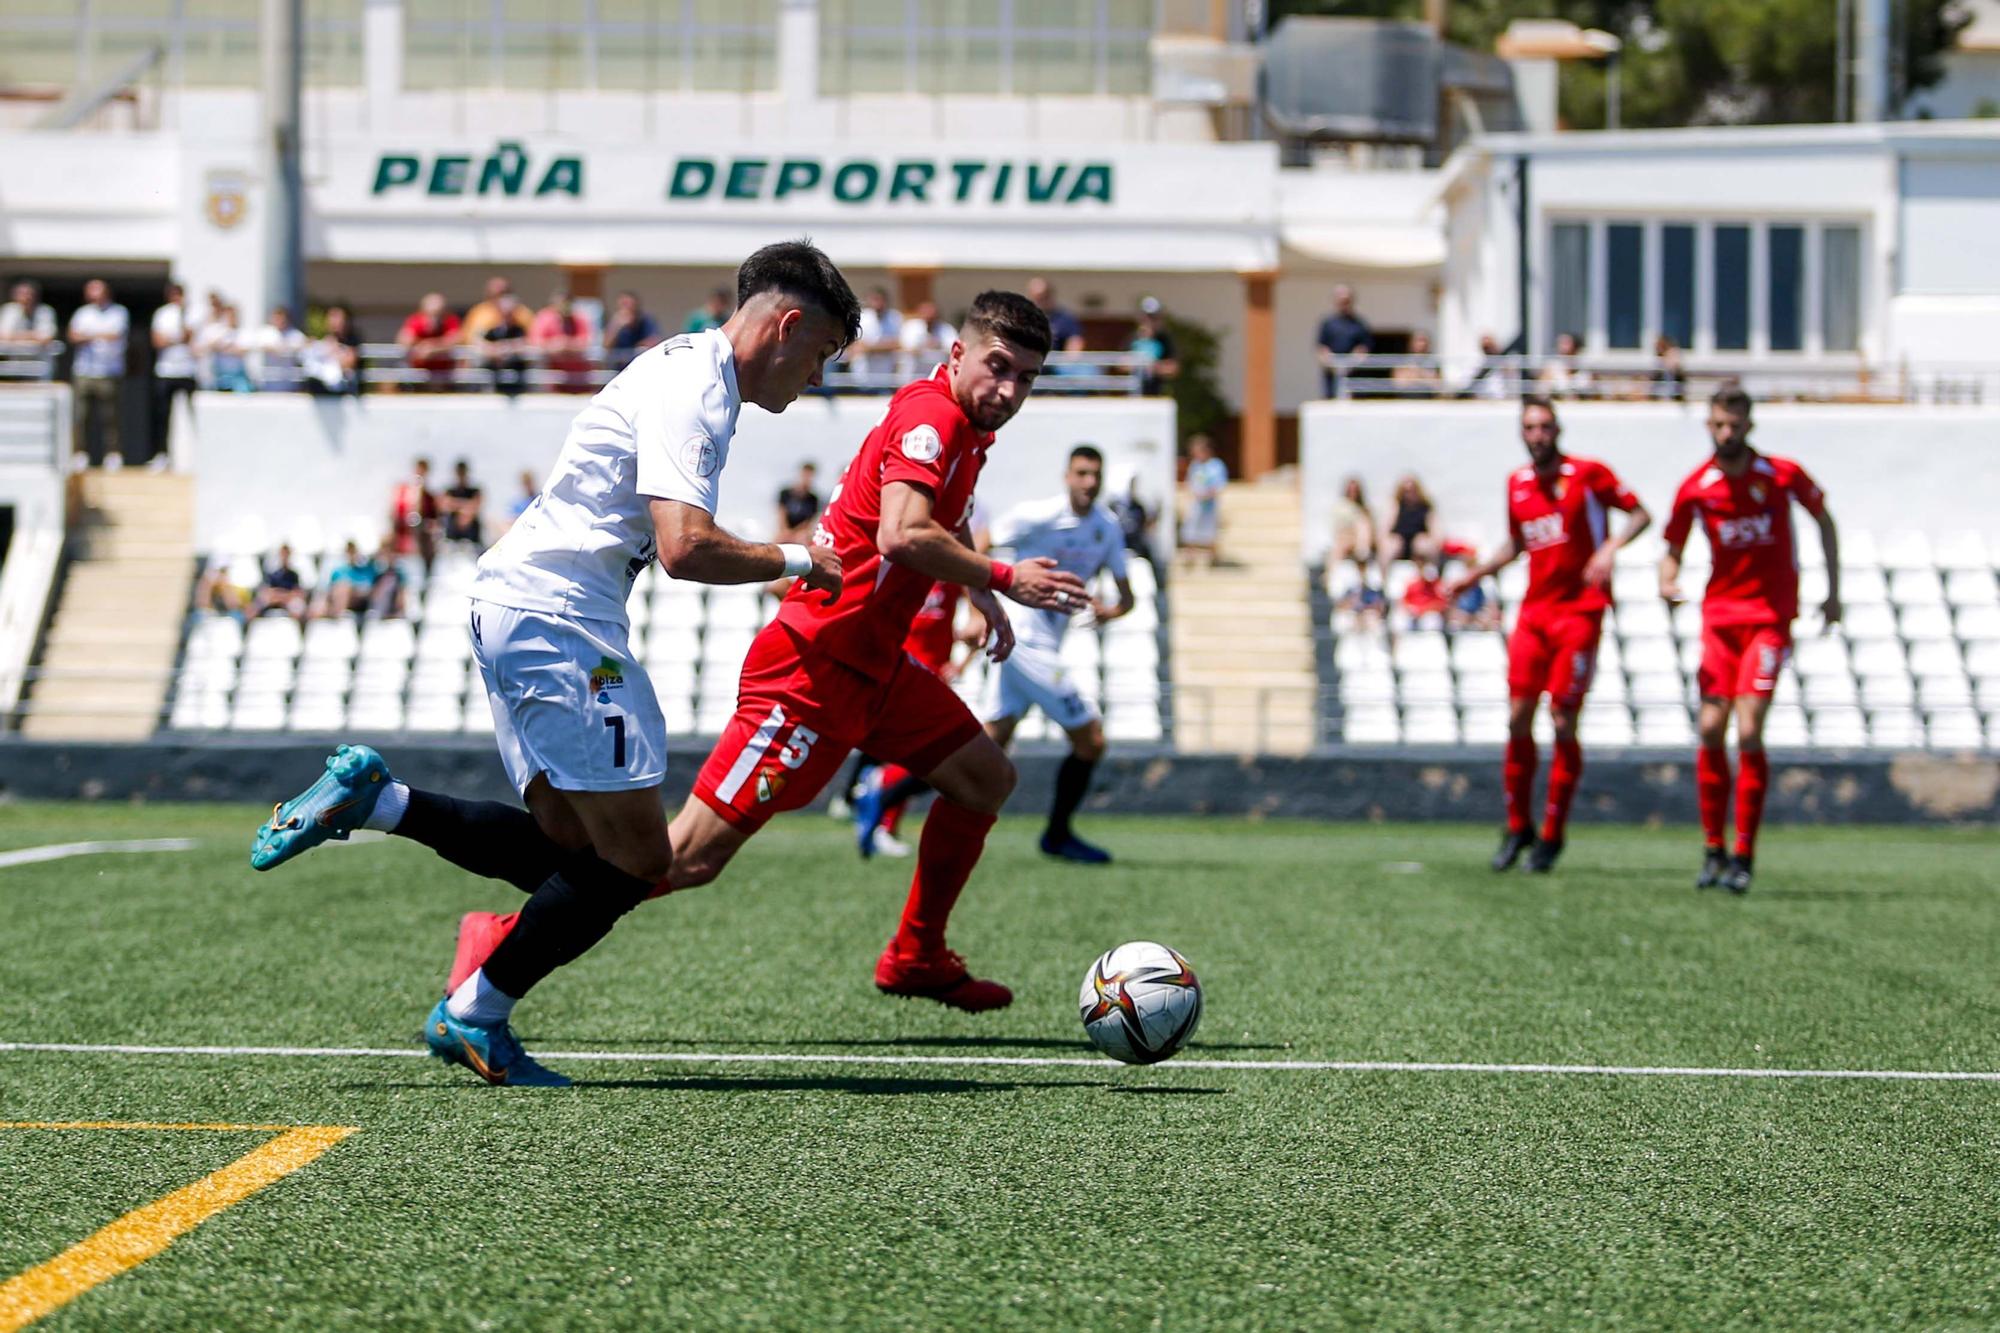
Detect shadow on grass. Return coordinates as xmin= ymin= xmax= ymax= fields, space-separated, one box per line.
xmin=540 ymin=1033 xmax=1290 ymax=1054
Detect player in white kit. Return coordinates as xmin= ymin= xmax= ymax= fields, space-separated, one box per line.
xmin=248 ymin=242 xmax=858 ymax=1085
xmin=983 ymin=445 xmax=1135 ymax=863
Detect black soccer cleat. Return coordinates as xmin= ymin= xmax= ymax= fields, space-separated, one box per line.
xmin=1524 ymin=838 xmax=1564 ymax=874
xmin=1695 ymin=847 xmax=1728 ymax=890
xmin=1491 ymin=828 xmax=1537 ymax=872
xmin=1719 ymin=854 xmax=1754 ymax=895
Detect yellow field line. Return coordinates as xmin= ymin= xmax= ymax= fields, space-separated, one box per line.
xmin=0 ymin=1124 xmax=357 ymax=1332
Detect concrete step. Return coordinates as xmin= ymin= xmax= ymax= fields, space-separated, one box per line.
xmin=38 ymin=639 xmax=178 ymax=673
xmin=78 ymin=471 xmax=193 ymax=501
xmin=39 ymin=621 xmax=184 ymax=651
xmin=20 ymin=710 xmax=159 ymax=741
xmin=72 ymin=532 xmax=197 ymax=562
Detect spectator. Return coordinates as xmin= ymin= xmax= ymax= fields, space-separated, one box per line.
xmin=1329 ymin=475 xmax=1377 ymax=567
xmin=1400 ymin=557 xmax=1454 ymax=628
xmin=1179 ymin=434 xmax=1226 ymax=567
xmin=390 ymin=456 xmax=439 ymax=570
xmin=475 ymin=291 xmax=531 ymax=396
xmin=196 ymin=300 xmax=252 ymax=392
xmin=398 ymin=291 xmax=461 ymax=387
xmin=441 ymin=458 xmax=484 ymax=548
xmin=302 ymin=303 xmax=362 ymax=395
xmin=460 ymin=276 xmax=517 ymax=343
xmin=602 ymin=290 xmax=661 ymax=363
xmin=0 ymin=280 xmax=57 ymax=348
xmin=1390 ymin=331 xmax=1443 ymax=398
xmin=847 ymin=286 xmax=902 ymax=381
xmin=250 ymin=544 xmax=309 ymax=621
xmin=1652 ymin=333 xmax=1687 ymax=402
xmin=194 ymin=553 xmax=250 ymax=620
xmin=1460 ymin=331 xmax=1512 ymax=400
xmin=897 ymin=299 xmax=956 ymax=373
xmin=1027 ymin=277 xmax=1086 ymax=354
xmin=504 ymin=468 xmax=539 ymax=534
xmin=1538 ymin=331 xmax=1591 ymax=399
xmin=367 ymin=533 xmax=409 ymax=619
xmin=67 ymin=278 xmax=129 ymax=469
xmin=775 ymin=461 xmax=821 ymax=542
xmin=1315 ymin=284 xmax=1372 ymax=399
xmin=248 ymin=306 xmax=307 ymax=390
xmin=530 ymin=291 xmax=594 ymax=392
xmin=682 ymin=288 xmax=731 ymax=334
xmin=1336 ymin=576 xmax=1389 ymax=631
xmin=1384 ymin=474 xmax=1436 ymax=567
xmin=1108 ymin=469 xmax=1159 ymax=569
xmin=151 ymin=281 xmax=199 ymax=462
xmin=314 ymin=540 xmax=381 ymax=619
xmin=1129 ymin=297 xmax=1179 ymax=396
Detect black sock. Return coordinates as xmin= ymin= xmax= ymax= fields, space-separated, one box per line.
xmin=479 ymin=851 xmax=654 ymax=1000
xmin=394 ymin=789 xmax=568 ymax=894
xmin=1049 ymin=754 xmax=1096 ymax=841
xmin=879 ymin=773 xmax=932 ymax=810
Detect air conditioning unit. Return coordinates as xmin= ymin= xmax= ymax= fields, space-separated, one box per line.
xmin=1151 ymin=35 xmax=1258 ymax=106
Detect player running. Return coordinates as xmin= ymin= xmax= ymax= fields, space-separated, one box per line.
xmin=1445 ymin=394 xmax=1650 ymax=873
xmin=1661 ymin=383 xmax=1840 ymax=895
xmin=246 ymin=241 xmax=858 ymax=1086
xmin=454 ymin=291 xmax=1088 ymax=1014
xmin=973 ymin=445 xmax=1134 ymax=863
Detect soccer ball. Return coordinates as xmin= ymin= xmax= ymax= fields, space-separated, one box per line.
xmin=1078 ymin=941 xmax=1203 ymax=1065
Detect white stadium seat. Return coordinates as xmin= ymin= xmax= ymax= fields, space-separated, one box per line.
xmin=1635 ymin=706 xmax=1692 ymax=747
xmin=1898 ymin=605 xmax=1954 ymax=640
xmin=1840 ymin=603 xmax=1898 ymax=639
xmin=1867 ymin=708 xmax=1923 ymax=749
xmin=1841 ymin=566 xmax=1888 ymax=604
xmin=1946 ymin=570 xmax=2000 ymax=609
xmin=1890 ymin=568 xmax=1946 ymax=607
xmin=1578 ymin=708 xmax=1633 ymax=747
xmin=1398 ymin=669 xmax=1454 ymax=705
xmin=1614 ymin=600 xmax=1672 ymax=639
xmin=1401 ymin=704 xmax=1459 ymax=744
xmin=1763 ymin=704 xmax=1809 ymax=747
xmin=1933 ymin=532 xmax=1990 ymax=571
xmin=1957 ymin=605 xmax=2000 ymax=641
xmin=1878 ymin=532 xmax=1933 ymax=572
xmin=1847 ymin=638 xmax=1906 ymax=678
xmin=1341 ymin=704 xmax=1399 ymax=744
xmin=1810 ymin=706 xmax=1867 ymax=747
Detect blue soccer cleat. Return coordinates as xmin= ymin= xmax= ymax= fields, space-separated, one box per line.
xmin=424 ymin=999 xmax=571 ymax=1088
xmin=249 ymin=743 xmax=391 ymax=872
xmin=852 ymin=767 xmax=886 ymax=860
xmin=1039 ymin=830 xmax=1113 ymax=865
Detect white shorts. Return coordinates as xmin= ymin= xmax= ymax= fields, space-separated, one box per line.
xmin=469 ymin=598 xmax=668 ymax=796
xmin=983 ymin=642 xmax=1100 ymax=733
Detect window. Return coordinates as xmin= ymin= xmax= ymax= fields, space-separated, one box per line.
xmin=1548 ymin=222 xmax=1590 ymax=353
xmin=1606 ymin=224 xmax=1644 ymax=350
xmin=405 ymin=0 xmax=776 ymax=92
xmin=1822 ymin=225 xmax=1862 ymax=353
xmin=0 ymin=0 xmax=359 ymax=91
xmin=1768 ymin=225 xmax=1805 ymax=353
xmin=819 ymin=0 xmax=1153 ymax=96
xmin=1713 ymin=225 xmax=1751 ymax=351
xmin=1661 ymin=224 xmax=1695 ymax=350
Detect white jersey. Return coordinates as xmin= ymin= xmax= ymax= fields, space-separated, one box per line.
xmin=991 ymin=493 xmax=1128 ymax=651
xmin=472 ymin=330 xmax=739 ymax=624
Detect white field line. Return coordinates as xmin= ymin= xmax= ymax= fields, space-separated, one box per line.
xmin=0 ymin=839 xmax=198 ymax=870
xmin=2 ymin=1041 xmax=1999 ymax=1084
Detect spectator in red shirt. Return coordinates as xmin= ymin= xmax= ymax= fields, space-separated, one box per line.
xmin=398 ymin=292 xmax=460 ymax=388
xmin=390 ymin=456 xmax=440 ymax=570
xmin=530 ymin=290 xmax=594 ymax=392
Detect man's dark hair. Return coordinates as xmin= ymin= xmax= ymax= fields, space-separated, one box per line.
xmin=1711 ymin=380 xmax=1754 ymax=416
xmin=1519 ymin=392 xmax=1558 ymax=417
xmin=1069 ymin=444 xmax=1104 ymax=467
xmin=736 ymin=239 xmax=861 ymax=345
xmin=960 ymin=290 xmax=1052 ymax=358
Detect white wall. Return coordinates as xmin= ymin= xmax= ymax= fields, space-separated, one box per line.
xmin=184 ymin=390 xmax=1177 ymax=557
xmin=1299 ymin=400 xmax=2000 ymax=563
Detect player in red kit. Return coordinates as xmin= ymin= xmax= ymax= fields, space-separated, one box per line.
xmin=1445 ymin=395 xmax=1650 ymax=873
xmin=448 ymin=292 xmax=1086 ymax=1012
xmin=852 ymin=580 xmax=978 ymax=858
xmin=1661 ymin=383 xmax=1841 ymax=894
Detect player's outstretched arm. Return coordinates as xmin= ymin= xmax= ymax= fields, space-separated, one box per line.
xmin=1442 ymin=537 xmax=1517 ymax=601
xmin=651 ymin=499 xmax=841 ymax=601
xmin=879 ymin=482 xmax=1087 ymax=611
xmin=1815 ymin=508 xmax=1842 ymax=625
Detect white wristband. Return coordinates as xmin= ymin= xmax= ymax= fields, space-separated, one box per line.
xmin=779 ymin=543 xmax=812 ymax=578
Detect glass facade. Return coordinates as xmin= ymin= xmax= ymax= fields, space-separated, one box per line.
xmin=1712 ymin=225 xmax=1751 ymax=351
xmin=819 ymin=0 xmax=1153 ymax=97
xmin=404 ymin=0 xmax=778 ymax=93
xmin=1548 ymin=221 xmax=1590 ymax=351
xmin=1660 ymin=224 xmax=1695 ymax=350
xmin=0 ymin=0 xmax=360 ymax=91
xmin=1605 ymin=223 xmax=1643 ymax=350
xmin=1767 ymin=224 xmax=1804 ymax=352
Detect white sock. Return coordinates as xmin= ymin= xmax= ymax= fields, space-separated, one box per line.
xmin=446 ymin=968 xmax=517 ymax=1026
xmin=361 ymin=779 xmax=410 ymax=832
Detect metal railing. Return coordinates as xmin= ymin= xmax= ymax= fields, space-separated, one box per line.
xmin=1318 ymin=353 xmax=2000 ymax=406
xmin=0 ymin=342 xmax=63 ymax=383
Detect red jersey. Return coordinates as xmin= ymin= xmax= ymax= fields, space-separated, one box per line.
xmin=1663 ymin=451 xmax=1826 ymax=627
xmin=904 ymin=581 xmax=963 ymax=673
xmin=1507 ymin=455 xmax=1639 ymax=615
xmin=775 ymin=367 xmax=990 ymax=679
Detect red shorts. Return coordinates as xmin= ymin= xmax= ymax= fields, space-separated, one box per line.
xmin=1698 ymin=622 xmax=1791 ymax=699
xmin=693 ymin=622 xmax=982 ymax=834
xmin=1507 ymin=609 xmax=1604 ymax=709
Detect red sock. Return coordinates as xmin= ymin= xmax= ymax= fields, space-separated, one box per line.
xmin=1734 ymin=749 xmax=1769 ymax=858
xmin=892 ymin=799 xmax=995 ymax=955
xmin=1541 ymin=737 xmax=1583 ymax=844
xmin=1503 ymin=736 xmax=1538 ymax=834
xmin=878 ymin=763 xmax=911 ymax=835
xmin=1696 ymin=745 xmax=1731 ymax=849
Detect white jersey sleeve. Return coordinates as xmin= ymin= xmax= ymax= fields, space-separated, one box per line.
xmin=633 ymin=350 xmax=733 ymax=514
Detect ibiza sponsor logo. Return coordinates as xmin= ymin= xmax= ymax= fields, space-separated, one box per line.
xmin=1716 ymin=513 xmax=1774 ymax=548
xmin=589 ymin=656 xmax=626 ymax=703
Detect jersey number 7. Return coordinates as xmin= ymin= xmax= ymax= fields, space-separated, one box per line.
xmin=604 ymin=714 xmax=626 ymax=768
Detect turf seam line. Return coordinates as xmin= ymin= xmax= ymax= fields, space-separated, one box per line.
xmin=0 ymin=840 xmax=197 ymax=871
xmin=4 ymin=1041 xmax=1999 ymax=1083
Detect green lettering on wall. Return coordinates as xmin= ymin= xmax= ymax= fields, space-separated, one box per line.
xmin=950 ymin=161 xmax=984 ymax=202
xmin=724 ymin=159 xmax=768 ymax=200
xmin=1026 ymin=164 xmax=1069 ymax=204
xmin=888 ymin=161 xmax=936 ymax=202
xmin=427 ymin=156 xmax=470 ymax=195
xmin=535 ymin=157 xmax=583 ymax=196
xmin=372 ymin=156 xmax=420 ymax=194
xmin=478 ymin=142 xmax=529 ymax=196
xmin=832 ymin=161 xmax=880 ymax=203
xmin=1067 ymin=163 xmax=1113 ymax=204
xmin=669 ymin=158 xmax=717 ymax=199
xmin=774 ymin=159 xmax=822 ymax=198
xmin=989 ymin=163 xmax=1012 ymax=201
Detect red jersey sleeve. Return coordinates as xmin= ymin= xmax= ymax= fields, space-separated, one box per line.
xmin=1663 ymin=477 xmax=1699 ymax=550
xmin=877 ymin=394 xmax=962 ymax=496
xmin=1784 ymin=462 xmax=1827 ymax=519
xmin=1505 ymin=484 xmax=1524 ymax=549
xmin=1588 ymin=461 xmax=1640 ymax=511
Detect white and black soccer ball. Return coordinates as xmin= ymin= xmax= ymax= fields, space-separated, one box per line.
xmin=1078 ymin=941 xmax=1203 ymax=1065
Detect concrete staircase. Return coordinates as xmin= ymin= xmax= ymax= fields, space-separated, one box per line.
xmin=1168 ymin=477 xmax=1317 ymax=754
xmin=22 ymin=471 xmax=194 ymax=740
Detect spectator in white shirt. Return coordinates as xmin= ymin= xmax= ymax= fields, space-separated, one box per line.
xmin=150 ymin=281 xmax=199 ymax=464
xmin=196 ymin=299 xmax=252 ymax=392
xmin=67 ymin=279 xmax=130 ymax=468
xmin=845 ymin=286 xmax=902 ymax=384
xmin=0 ymin=280 xmax=58 ymax=348
xmin=896 ymin=299 xmax=956 ymax=375
xmin=301 ymin=303 xmax=362 ymax=396
xmin=249 ymin=305 xmax=308 ymax=390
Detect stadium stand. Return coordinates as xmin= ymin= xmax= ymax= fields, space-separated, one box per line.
xmin=1318 ymin=530 xmax=2000 ymax=751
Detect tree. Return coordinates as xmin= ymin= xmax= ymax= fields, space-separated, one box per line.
xmin=1267 ymin=1 xmax=1968 ymax=127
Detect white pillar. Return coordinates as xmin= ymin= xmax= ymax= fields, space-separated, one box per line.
xmin=363 ymin=0 xmax=404 ymax=127
xmin=779 ymin=0 xmax=820 ymax=106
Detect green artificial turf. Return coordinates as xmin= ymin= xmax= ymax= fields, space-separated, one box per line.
xmin=1 ymin=803 xmax=1997 ymax=1329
